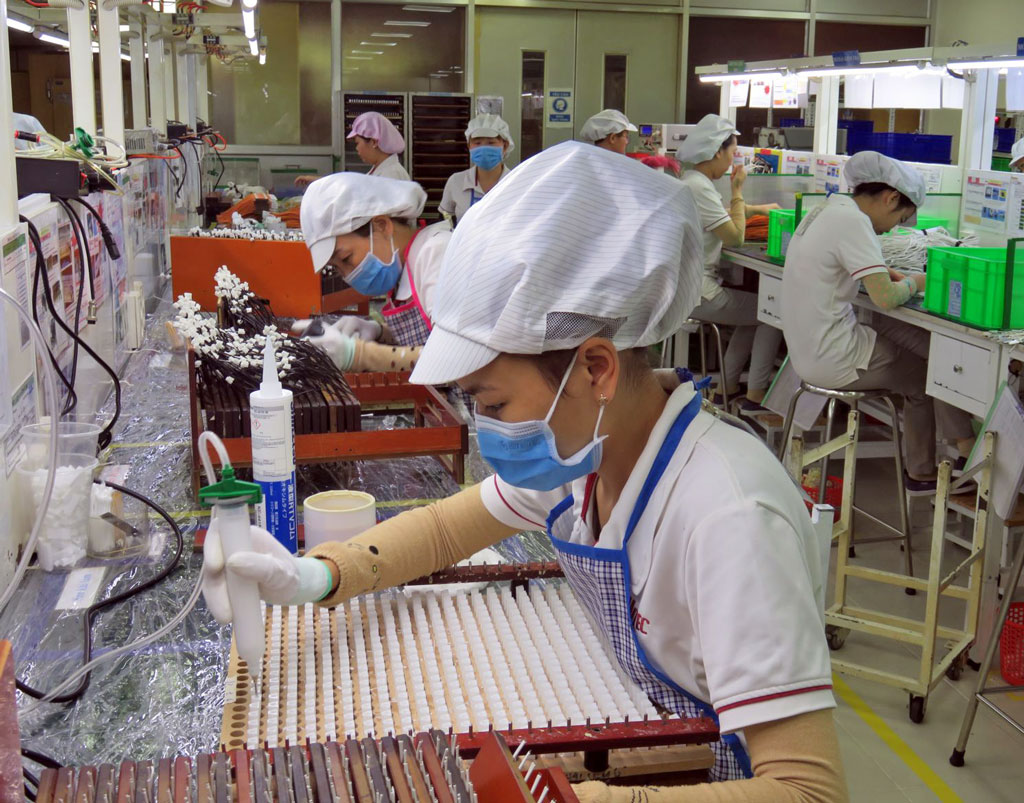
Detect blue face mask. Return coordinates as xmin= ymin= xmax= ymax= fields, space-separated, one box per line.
xmin=470 ymin=145 xmax=504 ymax=171
xmin=345 ymin=227 xmax=402 ymax=297
xmin=475 ymin=354 xmax=607 ymax=491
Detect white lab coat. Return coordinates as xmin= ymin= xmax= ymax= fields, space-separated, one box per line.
xmin=439 ymin=165 xmax=509 ymax=223
xmin=368 ymin=154 xmax=411 ymax=182
xmin=481 ymin=381 xmax=834 ymax=735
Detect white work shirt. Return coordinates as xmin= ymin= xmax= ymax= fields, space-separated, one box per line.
xmin=781 ymin=194 xmax=888 ymax=388
xmin=439 ymin=165 xmax=509 ymax=222
xmin=368 ymin=154 xmax=411 ymax=182
xmin=480 ymin=383 xmax=834 ymax=735
xmin=393 ymin=221 xmax=451 ymax=316
xmin=679 ymin=170 xmax=732 ymax=302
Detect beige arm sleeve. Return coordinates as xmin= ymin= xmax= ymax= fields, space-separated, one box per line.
xmin=729 ymin=197 xmax=746 ymax=246
xmin=351 ymin=338 xmax=423 ymax=372
xmin=573 ymin=709 xmax=847 ymax=803
xmin=306 ymin=484 xmax=520 ymax=607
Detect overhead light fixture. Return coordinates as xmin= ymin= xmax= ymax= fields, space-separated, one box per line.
xmin=371 ymin=32 xmax=412 ymax=38
xmin=249 ymin=37 xmax=258 ymax=56
xmin=7 ymin=17 xmax=34 ymax=34
xmin=119 ymin=24 xmax=130 ymax=32
xmin=384 ymin=20 xmax=430 ymax=27
xmin=698 ymin=70 xmax=783 ymax=84
xmin=362 ymin=41 xmax=396 ymax=46
xmin=948 ymin=58 xmax=1024 ymax=71
xmin=259 ymin=49 xmax=266 ymax=66
xmin=402 ymin=5 xmax=453 ymax=11
xmin=36 ymin=31 xmax=70 ymax=48
xmin=352 ymin=50 xmax=383 ymax=55
xmin=798 ymin=62 xmax=941 ymax=78
xmin=242 ymin=9 xmax=256 ymax=39
xmin=241 ymin=0 xmax=258 ymax=8
xmin=345 ymin=55 xmax=373 ymax=60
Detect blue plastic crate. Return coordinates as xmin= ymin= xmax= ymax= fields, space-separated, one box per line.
xmin=778 ymin=118 xmax=804 ymax=128
xmin=846 ymin=131 xmax=952 ymax=165
xmin=838 ymin=119 xmax=874 ymax=133
xmin=995 ymin=127 xmax=1018 ymax=153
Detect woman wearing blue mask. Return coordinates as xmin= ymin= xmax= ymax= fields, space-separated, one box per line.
xmin=205 ymin=143 xmax=846 ymax=802
xmin=290 ymin=173 xmax=448 ymax=373
xmin=439 ymin=113 xmax=514 ymax=226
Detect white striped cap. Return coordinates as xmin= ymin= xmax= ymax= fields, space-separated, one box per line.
xmin=409 ymin=141 xmax=704 ymax=386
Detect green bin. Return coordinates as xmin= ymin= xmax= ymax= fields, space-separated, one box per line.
xmin=767 ymin=209 xmax=798 ymax=259
xmin=924 ymin=244 xmax=1024 ymax=329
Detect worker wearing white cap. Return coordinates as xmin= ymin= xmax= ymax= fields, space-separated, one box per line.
xmin=439 ymin=113 xmax=514 ymax=225
xmin=783 ymin=151 xmax=974 ymax=491
xmin=291 ymin=172 xmax=450 ymax=372
xmin=678 ymin=114 xmax=782 ymax=410
xmin=203 ymin=142 xmax=846 ymax=801
xmin=1010 ymin=138 xmax=1024 ymax=172
xmin=579 ymin=109 xmax=637 ymax=154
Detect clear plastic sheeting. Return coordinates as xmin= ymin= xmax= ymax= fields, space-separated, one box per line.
xmin=5 ymin=288 xmax=550 ymax=767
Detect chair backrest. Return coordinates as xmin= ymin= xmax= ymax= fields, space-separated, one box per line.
xmin=809 ymin=504 xmax=834 ymax=617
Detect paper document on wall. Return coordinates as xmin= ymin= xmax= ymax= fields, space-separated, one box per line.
xmin=783 ymin=151 xmax=813 ymax=176
xmin=772 ymin=76 xmax=801 ymax=108
xmin=729 ymin=79 xmax=750 ymax=108
xmin=814 ymin=155 xmax=847 ymax=194
xmin=941 ymin=75 xmax=966 ymax=109
xmin=963 ymin=172 xmax=1012 ymax=235
xmin=1008 ymin=174 xmax=1024 ymax=239
xmin=750 ymin=78 xmax=773 ymax=108
xmin=844 ymin=75 xmax=874 ymax=109
xmin=907 ymin=162 xmax=945 ymax=194
xmin=763 ymin=358 xmax=827 ymax=432
xmin=873 ymin=72 xmax=941 ymax=109
xmin=1006 ymin=69 xmax=1024 ymax=112
xmin=965 ymin=383 xmax=1024 ymax=520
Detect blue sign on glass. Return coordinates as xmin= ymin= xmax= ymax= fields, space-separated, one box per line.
xmin=832 ymin=50 xmax=862 ymax=67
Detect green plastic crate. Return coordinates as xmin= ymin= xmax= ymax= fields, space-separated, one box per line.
xmin=767 ymin=209 xmax=797 ymax=259
xmin=924 ymin=245 xmax=1024 ymax=329
xmin=992 ymin=156 xmax=1011 ymax=173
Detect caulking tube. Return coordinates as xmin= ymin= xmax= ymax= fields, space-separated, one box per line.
xmin=250 ymin=337 xmax=298 ymax=552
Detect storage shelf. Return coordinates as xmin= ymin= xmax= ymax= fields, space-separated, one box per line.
xmin=410 ymin=93 xmax=472 ymax=220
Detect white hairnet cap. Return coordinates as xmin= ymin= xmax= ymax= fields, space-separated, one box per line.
xmin=843 ymin=151 xmax=927 ymax=207
xmin=1011 ymin=138 xmax=1024 ymax=168
xmin=409 ymin=141 xmax=705 ymax=386
xmin=300 ymin=173 xmax=426 ymax=273
xmin=675 ymin=114 xmax=740 ymax=164
xmin=579 ymin=109 xmax=638 ymax=143
xmin=466 ymin=114 xmax=515 ymax=153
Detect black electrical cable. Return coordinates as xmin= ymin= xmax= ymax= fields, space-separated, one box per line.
xmin=15 ymin=480 xmax=184 ymax=704
xmin=53 ymin=198 xmax=89 ymax=412
xmin=174 ymin=145 xmax=187 ymax=199
xmin=23 ymin=217 xmax=121 ymax=449
xmin=69 ymin=197 xmax=121 ymax=262
xmin=21 ymin=748 xmax=60 ymax=770
xmin=21 ymin=217 xmax=78 ymax=412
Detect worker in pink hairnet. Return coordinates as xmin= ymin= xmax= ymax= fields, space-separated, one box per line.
xmin=296 ymin=111 xmax=410 ymax=187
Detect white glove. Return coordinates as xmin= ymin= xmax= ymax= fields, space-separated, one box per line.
xmin=290 ymin=320 xmax=357 ymax=370
xmin=202 ymin=519 xmax=334 ymax=625
xmin=292 ymin=316 xmax=382 ymax=342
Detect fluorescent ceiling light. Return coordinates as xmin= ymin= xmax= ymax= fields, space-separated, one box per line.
xmin=798 ymin=63 xmax=941 ymax=78
xmin=345 ymin=56 xmax=373 ymax=60
xmin=352 ymin=50 xmax=383 ymax=55
xmin=384 ymin=20 xmax=430 ymax=27
xmin=699 ymin=71 xmax=783 ymax=84
xmin=7 ymin=17 xmax=34 ymax=34
xmin=119 ymin=24 xmax=130 ymax=32
xmin=241 ymin=0 xmax=258 ymax=8
xmin=36 ymin=32 xmax=70 ymax=47
xmin=259 ymin=51 xmax=266 ymax=66
xmin=362 ymin=41 xmax=396 ymax=46
xmin=371 ymin=32 xmax=412 ymax=38
xmin=242 ymin=9 xmax=256 ymax=39
xmin=403 ymin=5 xmax=453 ymax=11
xmin=249 ymin=37 xmax=258 ymax=56
xmin=949 ymin=58 xmax=1024 ymax=71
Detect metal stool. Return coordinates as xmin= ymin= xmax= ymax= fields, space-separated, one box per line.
xmin=661 ymin=318 xmax=729 ymax=409
xmin=778 ymin=381 xmax=914 ymax=585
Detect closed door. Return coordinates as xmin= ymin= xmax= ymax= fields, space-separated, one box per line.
xmin=475 ymin=7 xmax=577 ymax=164
xmin=574 ymin=11 xmax=680 ymax=142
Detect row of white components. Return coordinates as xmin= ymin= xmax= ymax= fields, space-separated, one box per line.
xmin=243 ymin=582 xmax=658 ymax=748
xmin=187 ymin=224 xmax=304 ymax=241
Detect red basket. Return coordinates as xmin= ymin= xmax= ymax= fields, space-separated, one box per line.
xmin=999 ymin=602 xmax=1024 ymax=686
xmin=802 ymin=476 xmax=843 ymax=522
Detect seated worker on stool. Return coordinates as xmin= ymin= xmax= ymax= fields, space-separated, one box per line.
xmin=782 ymin=151 xmax=975 ymax=492
xmin=291 ymin=173 xmax=448 ymax=374
xmin=204 ymin=142 xmax=847 ymax=802
xmin=679 ymin=115 xmax=783 ymax=410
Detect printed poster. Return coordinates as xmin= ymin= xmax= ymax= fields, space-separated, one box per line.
xmin=749 ymin=78 xmax=773 ymax=108
xmin=963 ymin=173 xmax=1012 ymax=234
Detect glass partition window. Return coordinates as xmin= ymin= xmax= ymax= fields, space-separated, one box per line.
xmin=521 ymin=50 xmax=545 ymax=160
xmin=603 ymin=54 xmax=626 ymax=112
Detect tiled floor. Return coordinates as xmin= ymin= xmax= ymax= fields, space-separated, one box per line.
xmin=820 ymin=456 xmax=1024 ymax=801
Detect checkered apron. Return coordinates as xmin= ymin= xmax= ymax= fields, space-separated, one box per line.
xmin=546 ymin=391 xmax=752 ymax=782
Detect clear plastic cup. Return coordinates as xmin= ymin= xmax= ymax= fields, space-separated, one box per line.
xmin=20 ymin=417 xmax=102 ymax=470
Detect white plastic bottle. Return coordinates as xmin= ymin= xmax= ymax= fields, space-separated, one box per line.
xmin=250 ymin=337 xmax=298 ymax=552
